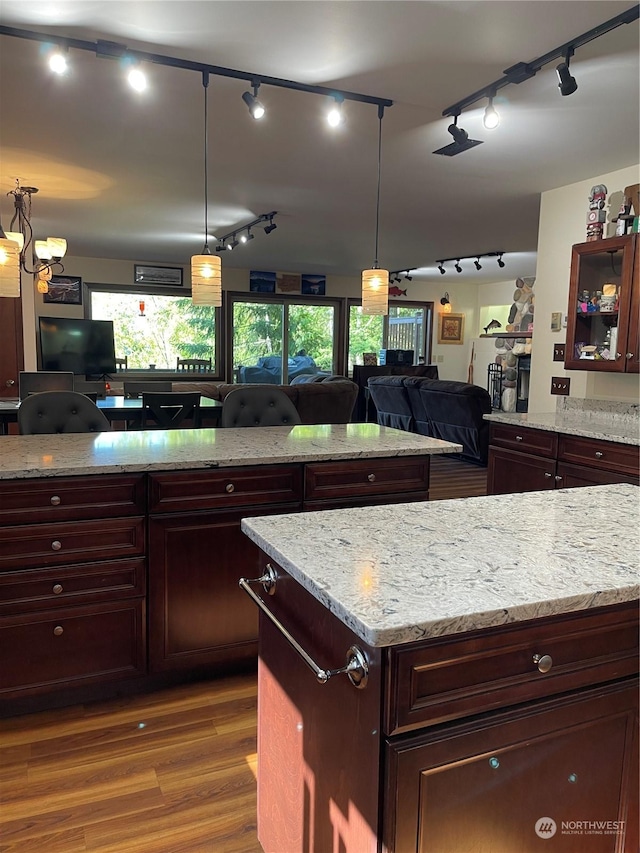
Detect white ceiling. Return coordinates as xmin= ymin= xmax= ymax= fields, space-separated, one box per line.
xmin=0 ymin=1 xmax=638 ymax=289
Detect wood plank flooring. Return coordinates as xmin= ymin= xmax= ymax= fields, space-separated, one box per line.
xmin=428 ymin=454 xmax=488 ymax=501
xmin=0 ymin=674 xmax=261 ymax=853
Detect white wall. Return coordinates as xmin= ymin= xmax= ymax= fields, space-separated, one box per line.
xmin=529 ymin=164 xmax=640 ymax=413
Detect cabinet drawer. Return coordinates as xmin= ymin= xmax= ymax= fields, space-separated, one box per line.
xmin=385 ymin=602 xmax=639 ymax=736
xmin=148 ymin=465 xmax=303 ymax=513
xmin=0 ymin=599 xmax=146 ymax=696
xmin=557 ymin=461 xmax=639 ymax=488
xmin=489 ymin=423 xmax=558 ymax=457
xmin=0 ymin=558 xmax=146 ymax=613
xmin=558 ymin=435 xmax=639 ymax=476
xmin=0 ymin=517 xmax=145 ymax=570
xmin=0 ymin=474 xmax=146 ymax=524
xmin=305 ymin=457 xmax=429 ymax=503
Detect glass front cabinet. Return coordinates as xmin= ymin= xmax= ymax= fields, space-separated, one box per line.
xmin=564 ymin=234 xmax=639 ymax=373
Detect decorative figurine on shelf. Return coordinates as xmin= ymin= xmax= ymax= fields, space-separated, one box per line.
xmin=586 ymin=184 xmax=607 ymax=241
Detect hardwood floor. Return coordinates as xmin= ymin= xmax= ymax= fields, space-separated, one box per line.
xmin=0 ymin=674 xmax=261 ymax=853
xmin=428 ymin=454 xmax=488 ymax=501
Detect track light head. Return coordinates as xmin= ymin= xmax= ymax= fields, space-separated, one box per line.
xmin=48 ymin=47 xmax=68 ymax=75
xmin=327 ymin=95 xmax=344 ymax=128
xmin=405 ymin=274 xmax=412 ymax=281
xmin=433 ymin=116 xmax=483 ymax=156
xmin=264 ymin=221 xmax=277 ymax=235
xmin=497 ymin=254 xmax=506 ymax=268
xmin=242 ymin=82 xmax=265 ymax=119
xmin=438 ymin=263 xmax=446 ymax=275
xmin=126 ymin=62 xmax=147 ymax=92
xmin=556 ymin=54 xmax=578 ymax=96
xmin=240 ymin=231 xmax=254 ymax=244
xmin=474 ymin=258 xmax=482 ymax=271
xmin=455 ymin=260 xmax=462 ymax=273
xmin=483 ymin=95 xmax=500 ymax=130
xmin=215 ymin=243 xmax=226 ymax=252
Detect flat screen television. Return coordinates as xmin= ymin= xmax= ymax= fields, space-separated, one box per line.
xmin=39 ymin=317 xmax=117 ymax=377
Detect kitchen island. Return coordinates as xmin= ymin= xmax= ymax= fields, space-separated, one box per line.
xmin=0 ymin=424 xmax=460 ymax=713
xmin=241 ymin=483 xmax=639 ymax=853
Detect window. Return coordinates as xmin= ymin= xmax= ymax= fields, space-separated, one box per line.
xmin=347 ymin=300 xmax=433 ymax=370
xmin=228 ymin=294 xmax=342 ymax=384
xmin=87 ymin=284 xmax=220 ymax=375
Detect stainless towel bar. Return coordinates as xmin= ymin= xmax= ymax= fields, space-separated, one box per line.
xmin=239 ymin=565 xmax=369 ymax=689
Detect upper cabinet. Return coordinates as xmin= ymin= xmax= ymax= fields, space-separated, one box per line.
xmin=564 ymin=234 xmax=638 ymax=373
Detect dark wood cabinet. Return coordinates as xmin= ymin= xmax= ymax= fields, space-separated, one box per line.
xmin=564 ymin=235 xmax=638 ymax=372
xmin=253 ymin=557 xmax=639 ymax=853
xmin=488 ymin=423 xmax=639 ymax=495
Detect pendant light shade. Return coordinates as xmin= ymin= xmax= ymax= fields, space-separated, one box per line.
xmin=362 ymin=268 xmax=389 ymax=315
xmin=361 ymin=105 xmax=388 ymax=316
xmin=0 ymin=232 xmax=21 ymax=298
xmin=191 ymin=253 xmax=222 ymax=305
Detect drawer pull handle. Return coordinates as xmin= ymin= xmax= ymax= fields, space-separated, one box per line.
xmin=515 ymin=435 xmax=523 ymax=441
xmin=225 ymin=483 xmax=235 ymax=494
xmin=52 ymin=583 xmax=63 ymax=595
xmin=50 ymin=495 xmax=61 ymax=506
xmin=51 ymin=540 xmax=62 ymax=551
xmin=595 ymin=451 xmax=604 ymax=458
xmin=239 ymin=565 xmax=369 ymax=689
xmin=367 ymin=473 xmax=376 ymax=483
xmin=533 ymin=653 xmax=553 ymax=673
xmin=53 ymin=625 xmax=64 ymax=637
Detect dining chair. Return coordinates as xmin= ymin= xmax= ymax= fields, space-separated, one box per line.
xmin=176 ymin=358 xmax=212 ymax=373
xmin=115 ymin=356 xmax=128 ymax=370
xmin=18 ymin=371 xmax=75 ymax=401
xmin=124 ymin=381 xmax=172 ymax=399
xmin=220 ymin=386 xmax=301 ymax=428
xmin=18 ymin=391 xmax=110 ymax=434
xmin=141 ymin=392 xmax=202 ymax=429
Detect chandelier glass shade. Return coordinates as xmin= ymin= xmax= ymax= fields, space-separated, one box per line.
xmin=191 ymin=253 xmax=222 ymax=306
xmin=361 ymin=267 xmax=389 ymax=315
xmin=0 ymin=233 xmax=21 ymax=298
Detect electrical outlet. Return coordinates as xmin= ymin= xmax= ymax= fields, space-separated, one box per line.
xmin=551 ymin=376 xmax=570 ymax=395
xmin=437 ymin=355 xmax=444 ymax=363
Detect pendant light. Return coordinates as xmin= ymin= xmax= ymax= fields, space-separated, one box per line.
xmin=362 ymin=105 xmax=388 ymax=315
xmin=192 ymin=71 xmax=222 ymax=306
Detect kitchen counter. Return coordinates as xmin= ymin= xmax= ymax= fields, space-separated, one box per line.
xmin=485 ymin=410 xmax=639 ymax=445
xmin=242 ymin=483 xmax=639 ymax=647
xmin=0 ymin=423 xmax=461 ymax=479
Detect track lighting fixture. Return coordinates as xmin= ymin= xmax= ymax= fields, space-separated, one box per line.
xmin=126 ymin=61 xmax=147 ymax=93
xmin=214 ymin=212 xmax=279 ymax=252
xmin=389 ymin=269 xmax=415 ymax=284
xmin=48 ymin=46 xmax=68 ymax=75
xmin=483 ymin=93 xmax=500 ymax=130
xmin=556 ymin=50 xmax=578 ymax=96
xmin=436 ymin=252 xmax=506 ymax=275
xmin=433 ymin=115 xmax=482 ymax=157
xmin=264 ymin=218 xmax=277 ymax=235
xmin=242 ymin=81 xmax=265 ymax=119
xmin=327 ymin=95 xmax=344 ymax=128
xmin=435 ymin=6 xmax=637 ymax=154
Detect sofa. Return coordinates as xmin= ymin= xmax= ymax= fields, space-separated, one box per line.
xmin=367 ymin=376 xmax=492 ymax=465
xmin=351 ymin=363 xmax=439 ymax=421
xmin=173 ymin=378 xmax=358 ymax=424
xmin=237 ymin=354 xmax=326 ymax=384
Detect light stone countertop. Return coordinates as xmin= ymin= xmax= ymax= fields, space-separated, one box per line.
xmin=484 ymin=410 xmax=640 ymax=445
xmin=242 ymin=483 xmax=640 ymax=647
xmin=0 ymin=423 xmax=461 ymax=479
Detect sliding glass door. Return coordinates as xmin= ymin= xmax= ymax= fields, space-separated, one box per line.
xmin=347 ymin=301 xmax=432 ymax=370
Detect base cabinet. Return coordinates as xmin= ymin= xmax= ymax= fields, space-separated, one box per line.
xmin=253 ymin=558 xmax=639 ymax=853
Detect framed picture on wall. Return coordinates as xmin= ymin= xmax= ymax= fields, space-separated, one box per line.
xmin=43 ymin=275 xmax=83 ymax=305
xmin=438 ymin=312 xmax=465 ymax=345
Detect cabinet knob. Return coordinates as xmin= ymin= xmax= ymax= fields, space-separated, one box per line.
xmin=50 ymin=495 xmax=61 ymax=506
xmin=595 ymin=451 xmax=604 ymax=458
xmin=53 ymin=625 xmax=64 ymax=637
xmin=52 ymin=583 xmax=63 ymax=595
xmin=515 ymin=435 xmax=523 ymax=442
xmin=367 ymin=473 xmax=376 ymax=483
xmin=6 ymin=379 xmax=15 ymax=387
xmin=533 ymin=653 xmax=553 ymax=673
xmin=544 ymin=472 xmax=553 ymax=478
xmin=225 ymin=483 xmax=235 ymax=493
xmin=626 ymin=353 xmax=634 ymax=360
xmin=554 ymin=475 xmax=563 ymax=482
xmin=51 ymin=540 xmax=62 ymax=551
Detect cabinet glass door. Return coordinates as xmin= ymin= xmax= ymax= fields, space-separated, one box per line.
xmin=564 ymin=235 xmax=635 ymax=372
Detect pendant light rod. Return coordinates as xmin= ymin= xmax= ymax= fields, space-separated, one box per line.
xmin=202 ymin=71 xmax=210 ymax=255
xmin=373 ymin=104 xmax=385 ymax=268
xmin=0 ymin=25 xmax=393 ymax=111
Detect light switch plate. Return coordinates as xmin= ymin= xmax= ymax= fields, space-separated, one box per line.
xmin=551 ymin=376 xmax=570 ymax=395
